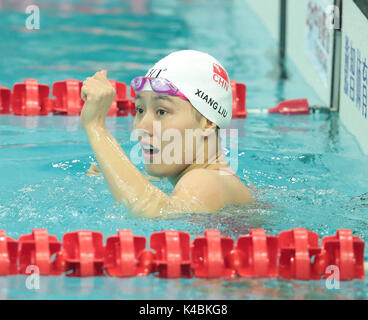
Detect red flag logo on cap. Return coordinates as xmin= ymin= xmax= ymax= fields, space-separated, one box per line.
xmin=213 ymin=63 xmax=229 ymax=91
xmin=213 ymin=63 xmax=229 ymax=82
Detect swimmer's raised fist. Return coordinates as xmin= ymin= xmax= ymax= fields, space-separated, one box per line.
xmin=80 ymin=70 xmax=116 ymax=129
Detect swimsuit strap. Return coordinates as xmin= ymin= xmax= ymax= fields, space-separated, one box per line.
xmin=218 ymin=167 xmax=239 ymax=179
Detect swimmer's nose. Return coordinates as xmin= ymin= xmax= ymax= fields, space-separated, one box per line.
xmin=135 ymin=112 xmax=155 ymax=136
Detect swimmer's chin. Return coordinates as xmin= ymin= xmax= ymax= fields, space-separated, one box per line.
xmin=144 ymin=166 xmax=174 ymax=179
xmin=144 ymin=163 xmax=187 ymax=179
xmin=144 ymin=169 xmax=165 ymax=178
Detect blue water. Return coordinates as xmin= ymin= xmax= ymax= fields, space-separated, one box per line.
xmin=1 ymin=0 xmax=368 ymax=299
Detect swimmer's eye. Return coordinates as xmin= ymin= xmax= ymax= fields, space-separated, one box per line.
xmin=135 ymin=106 xmax=144 ymax=115
xmin=157 ymin=109 xmax=168 ymax=116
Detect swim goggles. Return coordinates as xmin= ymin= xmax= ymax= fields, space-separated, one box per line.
xmin=130 ymin=76 xmax=189 ymax=101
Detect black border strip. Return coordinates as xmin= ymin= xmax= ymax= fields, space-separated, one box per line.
xmin=353 ymin=0 xmax=368 ymax=19
xmin=279 ymin=0 xmax=287 ymax=79
xmin=329 ymin=0 xmax=342 ymax=110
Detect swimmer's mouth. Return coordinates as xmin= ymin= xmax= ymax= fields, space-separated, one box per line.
xmin=140 ymin=143 xmax=160 ymax=155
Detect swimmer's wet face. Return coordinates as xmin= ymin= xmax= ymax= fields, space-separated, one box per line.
xmin=133 ymin=91 xmax=217 ymax=178
xmin=132 ymin=50 xmax=232 ymax=181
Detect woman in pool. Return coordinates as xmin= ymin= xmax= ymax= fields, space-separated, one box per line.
xmin=80 ymin=50 xmax=253 ymax=217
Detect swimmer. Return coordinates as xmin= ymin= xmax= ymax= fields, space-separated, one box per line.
xmin=80 ymin=50 xmax=253 ymax=217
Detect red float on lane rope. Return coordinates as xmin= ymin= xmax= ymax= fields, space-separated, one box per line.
xmin=12 ymin=79 xmax=50 ymax=116
xmin=0 ymin=230 xmax=18 ymax=275
xmin=150 ymin=230 xmax=191 ymax=278
xmin=105 ymin=230 xmax=146 ymax=277
xmin=230 ymin=80 xmax=247 ymax=119
xmin=278 ymin=228 xmax=321 ymax=280
xmin=18 ymin=229 xmax=61 ymax=276
xmin=51 ymin=79 xmax=84 ymax=116
xmin=314 ymin=229 xmax=365 ymax=281
xmin=61 ymin=231 xmax=104 ymax=277
xmin=192 ymin=229 xmax=235 ymax=278
xmin=0 ymin=86 xmax=11 ymax=114
xmin=268 ymin=98 xmax=310 ymax=115
xmin=231 ymin=229 xmax=278 ymax=278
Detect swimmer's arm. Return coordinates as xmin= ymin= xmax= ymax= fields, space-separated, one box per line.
xmin=84 ymin=124 xmax=160 ymax=207
xmin=83 ymin=126 xmax=225 ymax=217
xmin=86 ymin=161 xmax=161 ymax=182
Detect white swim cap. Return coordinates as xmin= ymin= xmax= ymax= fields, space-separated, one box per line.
xmin=144 ymin=50 xmax=233 ymax=128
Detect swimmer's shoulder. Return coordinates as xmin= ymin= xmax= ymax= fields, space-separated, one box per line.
xmin=214 ymin=168 xmax=254 ymax=204
xmin=174 ymin=168 xmax=226 ymax=203
xmin=175 ymin=168 xmax=253 ymax=207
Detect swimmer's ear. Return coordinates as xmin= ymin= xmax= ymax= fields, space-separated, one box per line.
xmin=199 ymin=117 xmax=217 ymax=137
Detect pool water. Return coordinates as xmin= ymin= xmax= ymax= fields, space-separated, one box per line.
xmin=1 ymin=0 xmax=368 ymax=300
